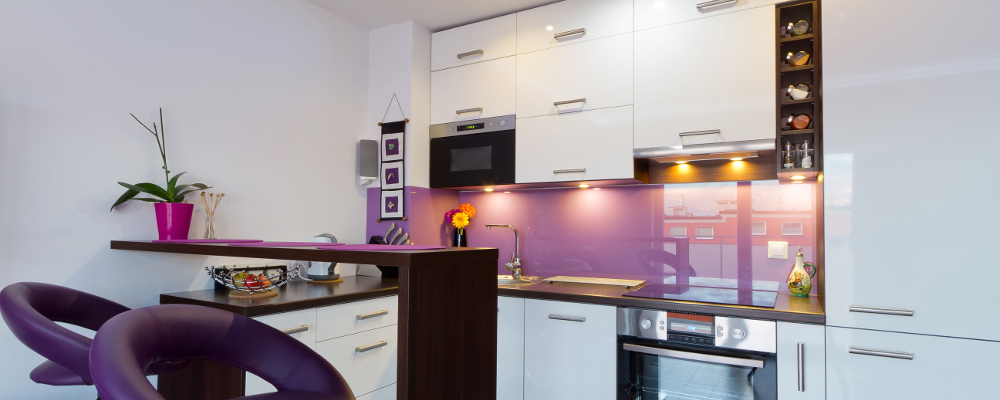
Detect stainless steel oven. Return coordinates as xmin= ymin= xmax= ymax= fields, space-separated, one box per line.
xmin=617 ymin=308 xmax=777 ymax=400
xmin=429 ymin=115 xmax=515 ymax=189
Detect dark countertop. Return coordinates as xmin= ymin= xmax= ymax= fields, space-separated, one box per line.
xmin=160 ymin=276 xmax=397 ymax=317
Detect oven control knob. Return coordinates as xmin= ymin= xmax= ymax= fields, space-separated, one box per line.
xmin=716 ymin=326 xmax=724 ymax=338
xmin=640 ymin=319 xmax=652 ymax=330
xmin=499 ymin=120 xmax=506 ymax=126
xmin=731 ymin=328 xmax=746 ymax=339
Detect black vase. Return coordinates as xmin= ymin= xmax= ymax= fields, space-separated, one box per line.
xmin=453 ymin=229 xmax=468 ymax=247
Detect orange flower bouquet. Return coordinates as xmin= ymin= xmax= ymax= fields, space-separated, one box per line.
xmin=444 ymin=203 xmax=476 ymax=246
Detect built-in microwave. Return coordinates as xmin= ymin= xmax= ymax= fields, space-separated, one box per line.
xmin=429 ymin=115 xmax=515 ymax=189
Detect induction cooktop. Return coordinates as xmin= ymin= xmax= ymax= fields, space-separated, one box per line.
xmin=623 ymin=284 xmax=778 ymax=308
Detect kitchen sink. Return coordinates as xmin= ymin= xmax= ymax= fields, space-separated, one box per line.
xmin=497 ymin=275 xmax=541 ymax=286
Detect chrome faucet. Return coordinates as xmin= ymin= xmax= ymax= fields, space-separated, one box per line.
xmin=486 ymin=224 xmax=522 ymax=279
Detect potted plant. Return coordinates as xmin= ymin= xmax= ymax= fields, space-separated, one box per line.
xmin=110 ymin=109 xmax=211 ymax=240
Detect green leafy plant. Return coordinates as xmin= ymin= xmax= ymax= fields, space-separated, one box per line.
xmin=110 ymin=109 xmax=211 ymax=211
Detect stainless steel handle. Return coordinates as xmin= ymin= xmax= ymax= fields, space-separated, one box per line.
xmin=357 ymin=310 xmax=389 ymax=320
xmin=356 ymin=341 xmax=388 ymax=353
xmin=679 ymin=129 xmax=721 ymax=137
xmin=553 ymin=28 xmax=586 ymax=39
xmin=281 ymin=325 xmax=309 ymax=335
xmin=696 ymin=0 xmax=738 ymax=10
xmin=456 ymin=107 xmax=483 ymax=115
xmin=849 ymin=347 xmax=913 ymax=360
xmin=553 ymin=97 xmax=587 ymax=106
xmin=624 ymin=343 xmax=764 ymax=368
xmin=849 ymin=306 xmax=913 ymax=316
xmin=457 ymin=49 xmax=484 ymax=59
xmin=797 ymin=343 xmax=805 ymax=392
xmin=549 ymin=314 xmax=586 ymax=322
xmin=553 ymin=168 xmax=586 ymax=174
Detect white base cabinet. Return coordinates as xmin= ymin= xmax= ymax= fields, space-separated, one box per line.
xmin=317 ymin=325 xmax=398 ymax=397
xmin=523 ymin=299 xmax=616 ymax=400
xmin=776 ymin=322 xmax=824 ymax=400
xmin=516 ymin=106 xmax=634 ymax=183
xmin=497 ymin=296 xmax=525 ymax=400
xmin=245 ymin=308 xmax=317 ymax=395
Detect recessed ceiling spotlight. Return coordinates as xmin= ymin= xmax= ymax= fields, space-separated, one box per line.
xmin=546 ymin=26 xmax=554 ymax=31
xmin=484 ymin=188 xmax=494 ymax=192
xmin=653 ymin=1 xmax=666 ymax=10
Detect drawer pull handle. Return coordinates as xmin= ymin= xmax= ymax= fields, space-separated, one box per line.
xmin=696 ymin=0 xmax=737 ymax=10
xmin=281 ymin=325 xmax=309 ymax=335
xmin=849 ymin=347 xmax=913 ymax=360
xmin=679 ymin=129 xmax=721 ymax=137
xmin=553 ymin=168 xmax=586 ymax=174
xmin=457 ymin=49 xmax=484 ymax=59
xmin=553 ymin=28 xmax=586 ymax=39
xmin=357 ymin=310 xmax=389 ymax=320
xmin=357 ymin=341 xmax=389 ymax=353
xmin=797 ymin=343 xmax=805 ymax=392
xmin=456 ymin=107 xmax=483 ymax=115
xmin=549 ymin=314 xmax=586 ymax=322
xmin=849 ymin=306 xmax=913 ymax=316
xmin=553 ymin=97 xmax=587 ymax=107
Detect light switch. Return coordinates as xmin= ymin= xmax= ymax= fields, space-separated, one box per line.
xmin=768 ymin=241 xmax=788 ymax=259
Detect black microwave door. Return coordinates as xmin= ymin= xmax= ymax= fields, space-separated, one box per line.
xmin=430 ymin=130 xmax=515 ymax=188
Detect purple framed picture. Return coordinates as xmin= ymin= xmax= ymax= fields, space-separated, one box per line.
xmin=380 ymin=190 xmax=404 ymax=219
xmin=381 ymin=161 xmax=403 ymax=190
xmin=382 ymin=132 xmax=403 ymax=162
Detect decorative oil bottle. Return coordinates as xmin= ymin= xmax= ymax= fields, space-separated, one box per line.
xmin=787 ymin=246 xmax=817 ymax=297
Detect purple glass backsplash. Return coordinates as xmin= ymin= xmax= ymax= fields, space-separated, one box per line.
xmin=366 ymin=186 xmax=459 ymax=247
xmin=460 ymin=181 xmax=817 ymax=293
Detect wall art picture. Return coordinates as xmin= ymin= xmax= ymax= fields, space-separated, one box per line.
xmin=382 ymin=132 xmax=403 ymax=162
xmin=380 ymin=190 xmax=404 ymax=219
xmin=381 ymin=161 xmax=404 ymax=190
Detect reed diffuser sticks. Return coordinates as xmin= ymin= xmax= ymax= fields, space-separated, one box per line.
xmin=201 ymin=192 xmax=224 ymax=238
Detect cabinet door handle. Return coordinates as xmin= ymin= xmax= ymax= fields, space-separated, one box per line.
xmin=553 ymin=168 xmax=586 ymax=174
xmin=356 ymin=340 xmax=388 ymax=353
xmin=553 ymin=97 xmax=587 ymax=106
xmin=549 ymin=314 xmax=586 ymax=322
xmin=797 ymin=343 xmax=805 ymax=392
xmin=553 ymin=28 xmax=586 ymax=39
xmin=357 ymin=310 xmax=389 ymax=320
xmin=281 ymin=325 xmax=309 ymax=335
xmin=457 ymin=49 xmax=484 ymax=59
xmin=456 ymin=107 xmax=483 ymax=115
xmin=696 ymin=0 xmax=737 ymax=10
xmin=849 ymin=347 xmax=913 ymax=360
xmin=679 ymin=129 xmax=721 ymax=137
xmin=849 ymin=306 xmax=913 ymax=316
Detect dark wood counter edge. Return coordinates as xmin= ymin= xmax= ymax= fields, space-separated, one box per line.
xmin=110 ymin=240 xmax=498 ymax=267
xmin=160 ymin=287 xmax=399 ymax=317
xmin=498 ymin=287 xmax=825 ymax=325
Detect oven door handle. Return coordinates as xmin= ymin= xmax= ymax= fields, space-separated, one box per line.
xmin=623 ymin=343 xmax=764 ymax=369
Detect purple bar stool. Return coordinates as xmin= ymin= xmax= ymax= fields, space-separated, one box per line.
xmin=89 ymin=304 xmax=355 ymax=400
xmin=0 ymin=282 xmax=187 ymax=391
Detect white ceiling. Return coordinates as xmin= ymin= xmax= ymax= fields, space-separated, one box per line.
xmin=310 ymin=0 xmax=560 ymax=32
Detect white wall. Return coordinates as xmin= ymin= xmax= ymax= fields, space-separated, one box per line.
xmin=0 ymin=1 xmax=369 ymax=398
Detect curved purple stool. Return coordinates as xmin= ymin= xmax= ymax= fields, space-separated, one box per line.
xmin=90 ymin=304 xmax=355 ymax=400
xmin=0 ymin=282 xmax=187 ymax=388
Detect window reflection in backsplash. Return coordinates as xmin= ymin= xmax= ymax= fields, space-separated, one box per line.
xmin=461 ymin=181 xmax=817 ymax=293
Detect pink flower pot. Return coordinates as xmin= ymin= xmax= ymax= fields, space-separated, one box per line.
xmin=154 ymin=203 xmax=194 ymax=240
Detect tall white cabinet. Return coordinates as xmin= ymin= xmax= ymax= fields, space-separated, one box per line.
xmin=497 ymin=296 xmax=525 ymax=400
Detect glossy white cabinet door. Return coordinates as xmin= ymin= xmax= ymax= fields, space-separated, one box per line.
xmin=497 ymin=296 xmax=524 ymax=400
xmin=823 ymin=0 xmax=1000 ymax=341
xmin=634 ymin=6 xmax=774 ymax=150
xmin=430 ymin=57 xmax=515 ymax=125
xmin=515 ymin=34 xmax=632 ymax=119
xmin=516 ymin=106 xmax=634 ymax=183
xmin=316 ymin=295 xmax=399 ymax=341
xmin=634 ymin=0 xmax=778 ymax=31
xmin=776 ymin=322 xmax=824 ymax=400
xmin=523 ymin=299 xmax=616 ymax=400
xmin=356 ymin=384 xmax=396 ymax=400
xmin=246 ymin=309 xmax=317 ymax=395
xmin=827 ymin=327 xmax=1000 ymax=399
xmin=431 ymin=14 xmax=516 ymax=71
xmin=317 ymin=325 xmax=398 ymax=397
xmin=516 ymin=0 xmax=632 ymax=54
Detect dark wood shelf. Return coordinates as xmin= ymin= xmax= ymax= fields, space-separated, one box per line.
xmin=781 ymin=64 xmax=814 ymax=73
xmin=780 ymin=33 xmax=814 ymax=43
xmin=780 ymin=128 xmax=814 ymax=136
xmin=781 ymin=98 xmax=815 ymax=105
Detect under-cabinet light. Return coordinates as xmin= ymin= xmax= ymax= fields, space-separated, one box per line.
xmin=790 ymin=175 xmax=806 ymax=181
xmin=484 ymin=188 xmax=494 ymax=192
xmin=731 ymin=158 xmax=744 ymax=161
xmin=579 ymin=184 xmax=590 ymax=188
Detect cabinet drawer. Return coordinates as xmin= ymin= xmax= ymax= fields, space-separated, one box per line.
xmin=357 ymin=383 xmax=396 ymax=400
xmin=634 ymin=0 xmax=779 ymax=31
xmin=634 ymin=6 xmax=774 ymax=150
xmin=516 ymin=0 xmax=632 ymax=54
xmin=776 ymin=322 xmax=824 ymax=400
xmin=515 ymin=34 xmax=632 ymax=119
xmin=317 ymin=325 xmax=398 ymax=397
xmin=515 ymin=106 xmax=634 ymax=183
xmin=246 ymin=309 xmax=318 ymax=395
xmin=826 ymin=327 xmax=999 ymax=399
xmin=432 ymin=14 xmax=516 ymax=71
xmin=431 ymin=57 xmax=515 ymax=125
xmin=316 ymin=295 xmax=398 ymax=341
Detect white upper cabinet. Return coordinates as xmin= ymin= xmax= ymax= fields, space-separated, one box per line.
xmin=432 ymin=14 xmax=516 ymax=71
xmin=634 ymin=5 xmax=775 ymax=150
xmin=776 ymin=322 xmax=825 ymax=400
xmin=516 ymin=0 xmax=632 ymax=54
xmin=431 ymin=57 xmax=515 ymax=125
xmin=516 ymin=106 xmax=634 ymax=183
xmin=515 ymin=34 xmax=633 ymax=119
xmin=823 ymin=0 xmax=1000 ymax=341
xmin=634 ymin=0 xmax=779 ymax=31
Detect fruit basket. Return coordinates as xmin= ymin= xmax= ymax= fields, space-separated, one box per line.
xmin=205 ymin=264 xmax=300 ymax=298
